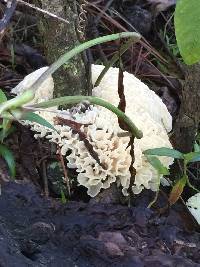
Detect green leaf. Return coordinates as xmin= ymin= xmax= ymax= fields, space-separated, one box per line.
xmin=0 ymin=124 xmax=15 ymax=142
xmin=0 ymin=118 xmax=12 ymax=142
xmin=190 ymin=156 xmax=200 ymax=163
xmin=146 ymin=155 xmax=169 ymax=175
xmin=194 ymin=142 xmax=200 ymax=152
xmin=60 ymin=188 xmax=67 ymax=204
xmin=168 ymin=175 xmax=187 ymax=206
xmin=185 ymin=152 xmax=200 ymax=163
xmin=22 ymin=112 xmax=56 ymax=132
xmin=0 ymin=144 xmax=15 ymax=177
xmin=143 ymin=147 xmax=183 ymax=159
xmin=0 ymin=89 xmax=7 ymax=103
xmin=175 ymin=0 xmax=200 ymax=65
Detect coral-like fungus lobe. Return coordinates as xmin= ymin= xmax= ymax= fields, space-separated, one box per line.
xmin=11 ymin=64 xmax=173 ymax=197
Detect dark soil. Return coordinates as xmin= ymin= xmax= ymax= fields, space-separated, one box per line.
xmin=0 ymin=180 xmax=199 ymax=267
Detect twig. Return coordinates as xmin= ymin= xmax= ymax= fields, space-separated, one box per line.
xmin=57 ymin=146 xmax=71 ymax=197
xmin=16 ymin=0 xmax=69 ymax=24
xmin=127 ymin=136 xmax=136 ymax=206
xmin=38 ymin=140 xmax=49 ymax=197
xmin=0 ymin=0 xmax=17 ymax=36
xmin=148 ymin=189 xmax=160 ymax=208
xmin=153 ymin=18 xmax=185 ymax=79
xmin=86 ymin=0 xmax=115 ymax=64
xmin=55 ymin=116 xmax=105 ymax=169
xmin=94 ymin=5 xmax=166 ymax=63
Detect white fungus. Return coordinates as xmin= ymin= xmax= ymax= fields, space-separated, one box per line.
xmin=186 ymin=193 xmax=200 ymax=224
xmin=11 ymin=64 xmax=174 ymax=197
xmin=11 ymin=67 xmax=54 ymax=104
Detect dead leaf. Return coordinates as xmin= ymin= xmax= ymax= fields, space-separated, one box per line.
xmin=168 ymin=175 xmax=187 ymax=206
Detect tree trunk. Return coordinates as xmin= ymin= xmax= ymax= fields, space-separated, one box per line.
xmin=172 ymin=64 xmax=200 ymax=153
xmin=36 ymin=0 xmax=89 ymax=98
xmin=35 ymin=1 xmax=92 ymax=198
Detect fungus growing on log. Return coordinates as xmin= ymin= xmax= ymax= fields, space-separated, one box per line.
xmin=11 ymin=65 xmax=173 ymax=197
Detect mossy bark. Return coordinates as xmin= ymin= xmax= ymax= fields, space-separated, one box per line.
xmin=36 ymin=0 xmax=89 ymax=98
xmin=172 ymin=64 xmax=200 ymax=153
xmin=35 ymin=0 xmax=92 ymax=198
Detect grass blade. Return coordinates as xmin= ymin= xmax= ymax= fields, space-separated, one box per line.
xmin=143 ymin=147 xmax=183 ymax=159
xmin=0 ymin=144 xmax=15 ymax=177
xmin=22 ymin=112 xmax=56 ymax=132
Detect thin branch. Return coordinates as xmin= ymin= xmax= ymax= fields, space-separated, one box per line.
xmin=57 ymin=146 xmax=71 ymax=197
xmin=17 ymin=0 xmax=69 ymax=24
xmin=0 ymin=0 xmax=17 ymax=34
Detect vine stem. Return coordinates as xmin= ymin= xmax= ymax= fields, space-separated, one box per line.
xmin=0 ymin=90 xmax=34 ymax=115
xmin=0 ymin=32 xmax=140 ymax=116
xmin=26 ymin=95 xmax=143 ymax=139
xmin=0 ymin=32 xmax=142 ymax=139
xmin=29 ymin=32 xmax=140 ymax=92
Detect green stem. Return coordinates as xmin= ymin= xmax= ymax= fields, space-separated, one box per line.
xmin=94 ymin=38 xmax=136 ymax=87
xmin=0 ymin=90 xmax=34 ymax=115
xmin=30 ymin=32 xmax=140 ymax=92
xmin=1 ymin=109 xmax=24 ymax=120
xmin=184 ymin=159 xmax=200 ymax=192
xmin=26 ymin=96 xmax=143 ymax=139
xmin=0 ymin=33 xmax=140 ymax=116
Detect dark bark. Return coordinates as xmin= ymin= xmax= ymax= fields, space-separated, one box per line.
xmin=172 ymin=64 xmax=200 ymax=153
xmin=36 ymin=0 xmax=89 ymax=98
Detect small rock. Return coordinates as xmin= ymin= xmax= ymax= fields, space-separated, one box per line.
xmin=98 ymin=231 xmax=128 ymax=249
xmin=104 ymin=242 xmax=124 ymax=256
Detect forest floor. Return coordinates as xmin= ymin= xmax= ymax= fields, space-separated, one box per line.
xmin=0 ymin=178 xmax=200 ymax=267
xmin=0 ymin=1 xmax=200 ymax=266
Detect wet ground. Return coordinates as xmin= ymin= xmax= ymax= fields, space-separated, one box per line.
xmin=0 ymin=180 xmax=200 ymax=267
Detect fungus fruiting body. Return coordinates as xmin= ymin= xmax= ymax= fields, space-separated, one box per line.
xmin=11 ymin=65 xmax=173 ymax=197
xmin=186 ymin=193 xmax=200 ymax=224
xmin=11 ymin=67 xmax=54 ymax=104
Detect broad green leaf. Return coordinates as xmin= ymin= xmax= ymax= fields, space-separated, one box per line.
xmin=146 ymin=155 xmax=169 ymax=175
xmin=169 ymin=175 xmax=187 ymax=206
xmin=0 ymin=144 xmax=15 ymax=177
xmin=0 ymin=89 xmax=7 ymax=103
xmin=175 ymin=0 xmax=200 ymax=65
xmin=22 ymin=112 xmax=56 ymax=132
xmin=143 ymin=147 xmax=183 ymax=159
